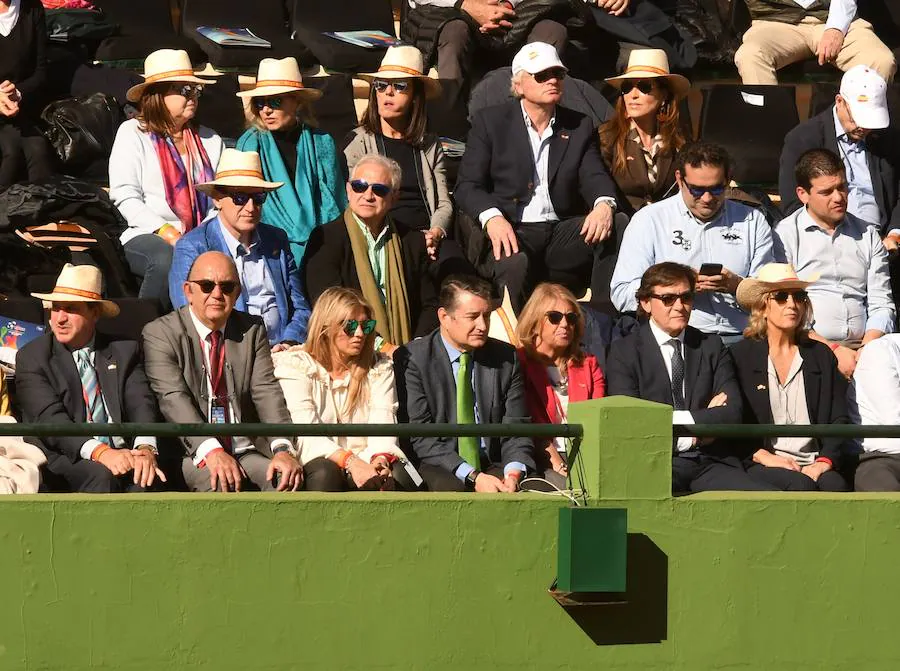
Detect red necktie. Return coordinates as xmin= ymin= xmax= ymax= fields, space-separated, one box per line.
xmin=207 ymin=331 xmax=232 ymax=451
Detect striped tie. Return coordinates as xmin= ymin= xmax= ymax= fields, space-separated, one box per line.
xmin=76 ymin=349 xmax=111 ymax=446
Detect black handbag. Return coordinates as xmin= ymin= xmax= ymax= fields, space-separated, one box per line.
xmin=39 ymin=93 xmax=124 ymax=170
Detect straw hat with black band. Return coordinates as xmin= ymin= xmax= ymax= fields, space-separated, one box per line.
xmin=32 ymin=264 xmax=120 ymax=318
xmin=236 ymin=57 xmax=323 ymax=101
xmin=605 ymin=49 xmax=691 ymax=100
xmin=736 ymin=263 xmax=819 ymax=311
xmin=195 ymin=148 xmax=283 ymax=194
xmin=359 ymin=45 xmax=442 ymax=100
xmin=126 ymin=49 xmax=216 ymax=104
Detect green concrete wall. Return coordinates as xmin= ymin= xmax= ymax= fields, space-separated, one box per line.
xmin=2 ymin=398 xmax=899 ymax=670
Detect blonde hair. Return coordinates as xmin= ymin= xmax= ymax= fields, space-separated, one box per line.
xmin=516 ymin=283 xmax=585 ymax=366
xmin=303 ymin=287 xmax=376 ymax=417
xmin=743 ymin=291 xmax=814 ymax=340
xmin=246 ymin=91 xmax=317 ymax=131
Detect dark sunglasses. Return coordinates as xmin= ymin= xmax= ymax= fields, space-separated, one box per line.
xmin=620 ymin=79 xmax=655 ymax=95
xmin=350 ymin=179 xmax=392 ymax=198
xmin=189 ymin=279 xmax=239 ymax=295
xmin=546 ymin=310 xmax=578 ymax=326
xmin=373 ymin=79 xmax=410 ymax=94
xmin=342 ymin=319 xmax=377 ymax=336
xmin=684 ymin=181 xmax=727 ymax=198
xmin=532 ymin=68 xmax=567 ymax=84
xmin=220 ymin=189 xmax=268 ymax=207
xmin=651 ymin=291 xmax=695 ymax=306
xmin=252 ymin=95 xmax=285 ymax=111
xmin=169 ymin=83 xmax=203 ymax=99
xmin=769 ymin=290 xmax=809 ymax=304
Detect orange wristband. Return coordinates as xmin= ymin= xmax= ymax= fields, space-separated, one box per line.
xmin=90 ymin=444 xmax=110 ymax=461
xmin=828 ymin=342 xmax=840 ymax=352
xmin=335 ymin=450 xmax=353 ymax=468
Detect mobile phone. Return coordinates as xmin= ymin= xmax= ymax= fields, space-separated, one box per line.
xmin=698 ymin=263 xmax=723 ymax=276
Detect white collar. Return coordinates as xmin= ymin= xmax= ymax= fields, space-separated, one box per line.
xmin=649 ymin=318 xmax=685 ymax=347
xmin=0 ymin=0 xmax=21 ymax=38
xmin=520 ymin=100 xmax=556 ymax=132
xmin=187 ymin=307 xmax=224 ymax=343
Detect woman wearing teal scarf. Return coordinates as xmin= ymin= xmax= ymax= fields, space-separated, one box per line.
xmin=236 ymin=57 xmax=347 ymax=263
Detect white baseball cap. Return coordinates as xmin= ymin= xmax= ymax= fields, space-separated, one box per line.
xmin=839 ymin=65 xmax=889 ymax=130
xmin=511 ymin=42 xmax=567 ymax=77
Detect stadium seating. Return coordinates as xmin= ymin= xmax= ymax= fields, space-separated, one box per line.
xmin=92 ymin=0 xmax=205 ymax=65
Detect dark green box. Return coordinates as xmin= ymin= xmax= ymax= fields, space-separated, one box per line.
xmin=557 ymin=507 xmax=627 ymax=592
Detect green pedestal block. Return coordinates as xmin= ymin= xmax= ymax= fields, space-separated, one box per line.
xmin=557 ymin=506 xmax=628 ymax=593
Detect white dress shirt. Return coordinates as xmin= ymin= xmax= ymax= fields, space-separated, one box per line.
xmin=832 ymin=106 xmax=881 ymax=228
xmin=648 ymin=319 xmax=696 ymax=452
xmin=187 ymin=310 xmax=292 ymax=464
xmin=850 ymin=334 xmax=900 ymax=454
xmin=793 ymin=0 xmax=858 ymax=35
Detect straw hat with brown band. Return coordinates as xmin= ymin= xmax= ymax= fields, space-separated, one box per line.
xmin=126 ymin=49 xmax=216 ymax=103
xmin=736 ymin=263 xmax=819 ymax=311
xmin=236 ymin=57 xmax=323 ymax=101
xmin=359 ymin=45 xmax=442 ymax=100
xmin=605 ymin=48 xmax=691 ymax=100
xmin=32 ymin=264 xmax=120 ymax=318
xmin=195 ymin=148 xmax=284 ymax=194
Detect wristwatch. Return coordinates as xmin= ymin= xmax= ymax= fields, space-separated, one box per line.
xmin=465 ymin=469 xmax=481 ymax=491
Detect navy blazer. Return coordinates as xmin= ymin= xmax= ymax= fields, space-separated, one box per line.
xmin=454 ymin=100 xmax=616 ymax=224
xmin=169 ymin=217 xmax=311 ymax=344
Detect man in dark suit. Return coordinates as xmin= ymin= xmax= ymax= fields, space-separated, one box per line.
xmin=142 ymin=251 xmax=303 ymax=493
xmin=303 ymin=154 xmax=439 ymax=355
xmin=454 ymin=42 xmax=618 ymax=313
xmin=395 ymin=275 xmax=535 ymax=492
xmin=16 ymin=264 xmax=165 ymax=493
xmin=168 ymin=148 xmax=311 ymax=348
xmin=779 ymin=66 xmax=900 ymax=240
xmin=606 ymin=262 xmax=785 ymax=493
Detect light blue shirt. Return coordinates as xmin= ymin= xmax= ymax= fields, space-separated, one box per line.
xmin=439 ymin=335 xmax=527 ymax=482
xmin=218 ymin=220 xmax=279 ymax=338
xmin=833 ymin=106 xmax=881 ymax=229
xmin=773 ymin=208 xmax=895 ymax=342
xmin=610 ymin=192 xmax=775 ymax=335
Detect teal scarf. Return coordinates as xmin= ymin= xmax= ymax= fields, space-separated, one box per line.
xmin=237 ymin=125 xmax=347 ymax=264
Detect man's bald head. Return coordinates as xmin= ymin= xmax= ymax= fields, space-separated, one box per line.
xmin=183 ymin=251 xmax=241 ymax=331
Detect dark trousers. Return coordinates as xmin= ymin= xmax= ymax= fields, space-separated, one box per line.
xmin=124 ymin=233 xmax=174 ymax=312
xmin=477 ymin=216 xmax=618 ymax=314
xmin=181 ymin=451 xmax=277 ymax=492
xmin=303 ymin=456 xmax=422 ymax=492
xmin=854 ymin=452 xmax=900 ymax=491
xmin=42 ymin=454 xmax=148 ymax=493
xmin=0 ymin=121 xmax=54 ymax=190
xmin=745 ymin=463 xmax=850 ymax=492
xmin=418 ymin=462 xmax=507 ymax=492
xmin=673 ymin=454 xmax=782 ymax=493
xmin=435 ymin=18 xmax=567 ymax=82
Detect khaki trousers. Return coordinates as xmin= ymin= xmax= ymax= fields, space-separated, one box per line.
xmin=735 ymin=17 xmax=897 ymax=85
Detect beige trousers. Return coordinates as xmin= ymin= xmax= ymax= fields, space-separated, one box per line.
xmin=735 ymin=17 xmax=897 ymax=85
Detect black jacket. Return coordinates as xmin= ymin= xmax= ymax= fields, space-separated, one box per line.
xmin=394 ymin=330 xmax=536 ymax=475
xmin=779 ymin=107 xmax=900 ymax=234
xmin=729 ymin=336 xmax=851 ymax=468
xmin=455 ymin=100 xmax=616 ymax=224
xmin=15 ymin=333 xmax=161 ymax=463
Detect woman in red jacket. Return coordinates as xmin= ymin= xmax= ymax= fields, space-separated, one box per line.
xmin=516 ymin=283 xmax=605 ymax=487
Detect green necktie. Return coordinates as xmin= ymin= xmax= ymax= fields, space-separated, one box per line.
xmin=456 ymin=352 xmax=480 ymax=469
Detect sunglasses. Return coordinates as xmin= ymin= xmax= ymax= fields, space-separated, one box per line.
xmin=342 ymin=319 xmax=377 ymax=336
xmin=620 ymin=79 xmax=655 ymax=95
xmin=170 ymin=83 xmax=203 ymax=99
xmin=252 ymin=95 xmax=286 ymax=111
xmin=350 ymin=179 xmax=392 ymax=198
xmin=769 ymin=290 xmax=809 ymax=304
xmin=189 ymin=279 xmax=239 ymax=295
xmin=532 ymin=68 xmax=567 ymax=84
xmin=650 ymin=291 xmax=695 ymax=306
xmin=684 ymin=181 xmax=727 ymax=198
xmin=373 ymin=79 xmax=410 ymax=94
xmin=546 ymin=310 xmax=578 ymax=326
xmin=220 ymin=189 xmax=268 ymax=207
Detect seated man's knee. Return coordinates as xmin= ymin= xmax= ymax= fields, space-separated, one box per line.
xmin=437 ymin=19 xmax=470 ymax=49
xmin=528 ymin=20 xmax=567 ymax=51
xmin=81 ymin=462 xmax=121 ymax=493
xmin=303 ymin=457 xmax=345 ymax=492
xmin=494 ymin=250 xmax=530 ymax=280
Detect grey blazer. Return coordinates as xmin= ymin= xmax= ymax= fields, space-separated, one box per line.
xmin=395 ymin=329 xmax=536 ymax=475
xmin=141 ymin=306 xmax=292 ymax=458
xmin=343 ymin=127 xmax=454 ymax=234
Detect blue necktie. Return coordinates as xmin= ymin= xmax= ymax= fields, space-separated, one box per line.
xmin=76 ymin=349 xmax=111 ymax=446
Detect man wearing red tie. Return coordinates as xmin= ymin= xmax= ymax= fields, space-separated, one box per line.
xmin=142 ymin=250 xmax=302 ymax=492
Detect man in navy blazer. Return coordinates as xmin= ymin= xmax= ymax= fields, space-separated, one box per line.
xmin=168 ymin=149 xmax=311 ymax=347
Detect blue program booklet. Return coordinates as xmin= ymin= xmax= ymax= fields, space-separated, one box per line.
xmin=0 ymin=316 xmax=45 ymax=368
xmin=197 ymin=26 xmax=271 ymax=48
xmin=324 ymin=30 xmax=400 ymax=49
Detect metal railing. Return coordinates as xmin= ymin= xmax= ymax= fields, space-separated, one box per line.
xmin=676 ymin=424 xmax=900 ymax=439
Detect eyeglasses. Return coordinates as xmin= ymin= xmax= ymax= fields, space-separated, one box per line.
xmin=188 ymin=279 xmax=239 ymax=295
xmin=342 ymin=319 xmax=377 ymax=336
xmin=169 ymin=83 xmax=203 ymax=99
xmin=650 ymin=291 xmax=694 ymax=306
xmin=620 ymin=79 xmax=655 ymax=95
xmin=373 ymin=79 xmax=410 ymax=94
xmin=350 ymin=179 xmax=392 ymax=198
xmin=683 ymin=181 xmax=727 ymax=198
xmin=532 ymin=68 xmax=567 ymax=84
xmin=546 ymin=310 xmax=578 ymax=326
xmin=769 ymin=290 xmax=809 ymax=304
xmin=220 ymin=189 xmax=268 ymax=207
xmin=252 ymin=95 xmax=286 ymax=111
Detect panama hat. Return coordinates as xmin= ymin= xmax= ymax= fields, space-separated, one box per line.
xmin=736 ymin=263 xmax=819 ymax=311
xmin=236 ymin=57 xmax=323 ymax=101
xmin=32 ymin=264 xmax=120 ymax=317
xmin=359 ymin=45 xmax=441 ymax=100
xmin=605 ymin=49 xmax=691 ymax=100
xmin=195 ymin=149 xmax=283 ymax=194
xmin=126 ymin=49 xmax=216 ymax=103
